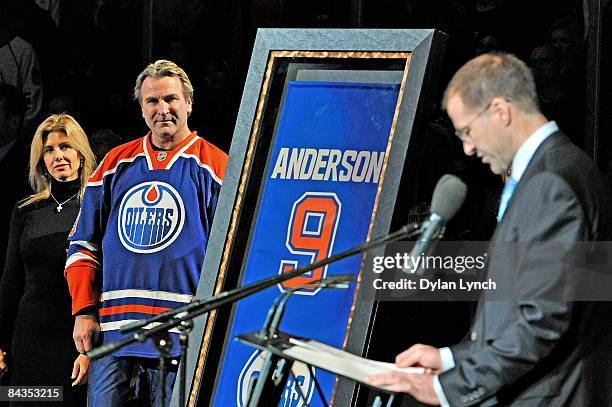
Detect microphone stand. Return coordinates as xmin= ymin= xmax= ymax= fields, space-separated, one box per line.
xmin=154 ymin=330 xmax=171 ymax=407
xmin=246 ymin=276 xmax=351 ymax=407
xmin=85 ymin=223 xmax=420 ymax=403
xmin=177 ymin=319 xmax=193 ymax=407
xmin=260 ymin=275 xmax=352 ymax=340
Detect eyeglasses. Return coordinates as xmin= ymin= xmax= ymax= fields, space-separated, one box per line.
xmin=455 ymin=102 xmax=491 ymax=141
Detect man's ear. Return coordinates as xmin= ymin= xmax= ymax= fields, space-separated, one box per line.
xmin=491 ymin=97 xmax=512 ymax=126
xmin=187 ymin=99 xmax=193 ymax=117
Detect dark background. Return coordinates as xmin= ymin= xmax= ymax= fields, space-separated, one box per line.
xmin=1 ymin=0 xmax=609 ymax=160
xmin=1 ymin=0 xmax=610 ymax=405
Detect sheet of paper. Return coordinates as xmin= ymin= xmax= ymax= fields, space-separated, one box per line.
xmin=283 ymin=338 xmax=424 ymax=389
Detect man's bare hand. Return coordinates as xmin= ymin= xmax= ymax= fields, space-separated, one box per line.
xmin=0 ymin=348 xmax=7 ymax=378
xmin=71 ymin=354 xmax=89 ymax=386
xmin=73 ymin=314 xmax=100 ymax=353
xmin=366 ymin=371 xmax=440 ymax=405
xmin=396 ymin=344 xmax=442 ymax=373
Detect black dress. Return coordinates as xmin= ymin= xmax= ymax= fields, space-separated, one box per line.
xmin=0 ymin=178 xmax=86 ymax=406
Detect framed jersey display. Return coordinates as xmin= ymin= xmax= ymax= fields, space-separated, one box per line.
xmin=177 ymin=29 xmax=447 ymax=406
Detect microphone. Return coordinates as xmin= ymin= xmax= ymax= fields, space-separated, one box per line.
xmin=261 ymin=274 xmax=354 ymax=339
xmin=403 ymin=174 xmax=467 ymax=274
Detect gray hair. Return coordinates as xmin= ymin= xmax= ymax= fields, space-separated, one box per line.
xmin=442 ymin=53 xmax=539 ymax=114
xmin=133 ymin=59 xmax=194 ymax=105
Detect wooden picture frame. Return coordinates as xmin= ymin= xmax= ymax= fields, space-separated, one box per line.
xmin=175 ymin=28 xmax=447 ymax=407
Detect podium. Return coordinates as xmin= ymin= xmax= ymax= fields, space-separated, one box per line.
xmin=237 ymin=331 xmax=424 ymax=407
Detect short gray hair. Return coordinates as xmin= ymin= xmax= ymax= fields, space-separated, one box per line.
xmin=442 ymin=53 xmax=539 ymax=114
xmin=133 ymin=59 xmax=194 ymax=105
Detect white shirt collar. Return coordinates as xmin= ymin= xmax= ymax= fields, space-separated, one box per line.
xmin=510 ymin=121 xmax=558 ymax=182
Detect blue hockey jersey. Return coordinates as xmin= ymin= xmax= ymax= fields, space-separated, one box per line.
xmin=65 ymin=131 xmax=227 ymax=357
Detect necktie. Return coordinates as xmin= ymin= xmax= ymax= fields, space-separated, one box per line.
xmin=497 ymin=176 xmax=518 ymax=222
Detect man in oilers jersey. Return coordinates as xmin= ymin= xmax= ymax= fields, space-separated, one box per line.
xmin=64 ymin=60 xmax=227 ymax=406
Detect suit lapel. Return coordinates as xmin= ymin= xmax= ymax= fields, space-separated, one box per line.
xmin=493 ymin=131 xmax=569 ymax=238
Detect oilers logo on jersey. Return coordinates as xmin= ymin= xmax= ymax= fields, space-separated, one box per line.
xmin=237 ymin=350 xmax=315 ymax=407
xmin=118 ymin=181 xmax=185 ymax=253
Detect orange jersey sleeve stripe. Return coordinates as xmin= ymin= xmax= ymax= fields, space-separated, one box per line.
xmin=89 ymin=137 xmax=145 ymax=183
xmin=99 ymin=305 xmax=172 ymax=316
xmin=183 ymin=136 xmax=228 ymax=181
xmin=65 ymin=264 xmax=99 ymax=315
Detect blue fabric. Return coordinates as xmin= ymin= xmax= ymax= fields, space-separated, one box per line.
xmin=509 ymin=121 xmax=557 ymax=181
xmin=212 ymin=81 xmax=400 ymax=407
xmin=497 ymin=177 xmax=518 ymax=222
xmin=498 ymin=121 xmax=557 ymax=224
xmin=88 ymin=353 xmax=177 ymax=406
xmin=66 ymin=132 xmax=225 ymax=358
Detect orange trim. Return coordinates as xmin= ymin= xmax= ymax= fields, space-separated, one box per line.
xmin=183 ymin=136 xmax=228 ymax=180
xmin=99 ymin=305 xmax=172 ymax=316
xmin=145 ymin=131 xmax=198 ymax=170
xmin=89 ymin=136 xmax=144 ymax=182
xmin=65 ymin=265 xmax=99 ymax=315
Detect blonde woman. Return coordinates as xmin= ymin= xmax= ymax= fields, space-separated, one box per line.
xmin=0 ymin=114 xmax=96 ymax=405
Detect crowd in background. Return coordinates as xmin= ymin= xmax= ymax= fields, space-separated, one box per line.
xmin=0 ymin=0 xmax=609 ymax=402
xmin=1 ymin=1 xmax=599 ymax=205
xmin=0 ymin=0 xmax=597 ymax=155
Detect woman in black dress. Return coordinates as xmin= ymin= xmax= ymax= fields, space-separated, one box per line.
xmin=0 ymin=114 xmax=96 ymax=405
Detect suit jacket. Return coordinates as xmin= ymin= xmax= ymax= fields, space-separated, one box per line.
xmin=439 ymin=132 xmax=612 ymax=406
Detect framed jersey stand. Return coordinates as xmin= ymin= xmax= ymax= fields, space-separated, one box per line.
xmin=176 ymin=28 xmax=447 ymax=406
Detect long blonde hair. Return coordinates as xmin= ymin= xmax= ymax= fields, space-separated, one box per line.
xmin=20 ymin=114 xmax=96 ymax=207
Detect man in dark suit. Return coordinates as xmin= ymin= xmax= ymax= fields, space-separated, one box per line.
xmin=366 ymin=53 xmax=612 ymax=405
